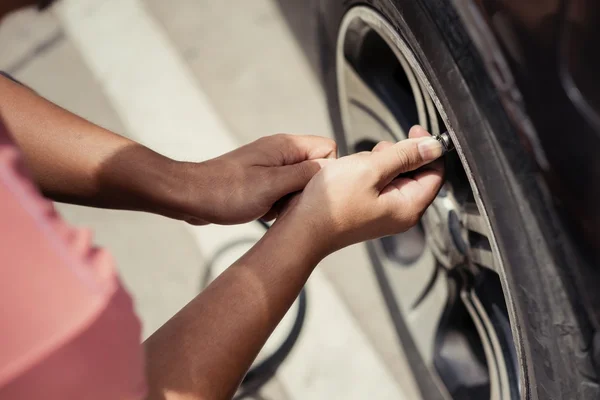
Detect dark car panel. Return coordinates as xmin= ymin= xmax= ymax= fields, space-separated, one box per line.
xmin=454 ymin=1 xmax=600 ymax=267
xmin=562 ymin=0 xmax=600 ymax=131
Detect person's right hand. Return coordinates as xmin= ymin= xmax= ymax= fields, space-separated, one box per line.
xmin=277 ymin=125 xmax=445 ymax=256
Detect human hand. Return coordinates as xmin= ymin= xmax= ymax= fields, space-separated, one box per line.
xmin=176 ymin=134 xmax=336 ymax=225
xmin=276 ymin=126 xmax=444 ymax=256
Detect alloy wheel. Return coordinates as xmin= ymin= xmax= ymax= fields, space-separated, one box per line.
xmin=336 ymin=6 xmax=522 ymax=399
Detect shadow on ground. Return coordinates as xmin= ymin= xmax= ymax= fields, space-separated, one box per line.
xmin=274 ymin=0 xmax=321 ymax=77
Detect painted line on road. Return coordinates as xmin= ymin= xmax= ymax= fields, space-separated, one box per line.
xmin=55 ymin=1 xmax=405 ymax=398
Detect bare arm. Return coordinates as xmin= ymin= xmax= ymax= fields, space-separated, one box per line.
xmin=0 ymin=74 xmax=335 ymax=223
xmin=144 ymin=217 xmax=323 ymax=400
xmin=144 ymin=126 xmax=445 ymax=400
xmin=0 ymin=74 xmax=184 ymax=215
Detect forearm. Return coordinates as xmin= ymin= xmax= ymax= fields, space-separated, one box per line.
xmin=144 ymin=218 xmax=326 ymax=400
xmin=0 ymin=74 xmax=190 ymax=215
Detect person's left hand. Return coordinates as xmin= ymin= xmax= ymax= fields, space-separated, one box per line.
xmin=175 ymin=134 xmax=336 ymax=225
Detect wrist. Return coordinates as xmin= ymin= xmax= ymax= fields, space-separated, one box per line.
xmin=268 ymin=210 xmax=332 ymax=265
xmin=130 ymin=155 xmax=187 ymax=215
xmin=156 ymin=160 xmax=212 ymax=222
xmin=89 ymin=145 xmax=198 ymax=219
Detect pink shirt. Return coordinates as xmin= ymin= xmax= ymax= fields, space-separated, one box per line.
xmin=0 ymin=128 xmax=146 ymax=398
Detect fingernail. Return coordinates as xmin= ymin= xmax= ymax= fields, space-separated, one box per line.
xmin=418 ymin=137 xmax=443 ymax=161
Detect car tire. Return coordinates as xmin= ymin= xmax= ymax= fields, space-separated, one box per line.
xmin=317 ymin=0 xmax=600 ymax=399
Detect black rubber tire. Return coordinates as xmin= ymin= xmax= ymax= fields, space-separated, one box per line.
xmin=317 ymin=0 xmax=600 ymax=399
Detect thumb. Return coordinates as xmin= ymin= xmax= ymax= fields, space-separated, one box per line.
xmin=271 ymin=159 xmax=331 ymax=197
xmin=371 ymin=137 xmax=443 ymax=184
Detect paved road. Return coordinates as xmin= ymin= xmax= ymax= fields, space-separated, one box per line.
xmin=0 ymin=2 xmax=421 ymax=399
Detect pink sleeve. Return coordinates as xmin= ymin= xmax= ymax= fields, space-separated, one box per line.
xmin=0 ymin=129 xmax=146 ymax=398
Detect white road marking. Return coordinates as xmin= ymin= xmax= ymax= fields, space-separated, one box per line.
xmin=55 ymin=1 xmax=405 ymax=398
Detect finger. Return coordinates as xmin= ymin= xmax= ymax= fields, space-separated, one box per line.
xmin=408 ymin=125 xmax=444 ymax=173
xmin=371 ymin=136 xmax=443 ymax=185
xmin=372 ymin=141 xmax=394 ymax=153
xmin=380 ymin=167 xmax=444 ymax=215
xmin=408 ymin=124 xmax=430 ymax=139
xmin=264 ymin=134 xmax=338 ymax=164
xmin=413 ymin=168 xmax=445 ymax=200
xmin=270 ymin=158 xmax=332 ymax=198
xmin=185 ymin=218 xmax=211 ymax=226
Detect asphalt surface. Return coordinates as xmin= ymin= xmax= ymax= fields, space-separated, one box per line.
xmin=0 ymin=2 xmax=421 ymax=399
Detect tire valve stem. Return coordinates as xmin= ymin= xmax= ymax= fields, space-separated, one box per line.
xmin=435 ymin=131 xmax=455 ymax=155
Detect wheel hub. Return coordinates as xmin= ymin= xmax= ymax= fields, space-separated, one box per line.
xmin=422 ymin=186 xmax=468 ymax=269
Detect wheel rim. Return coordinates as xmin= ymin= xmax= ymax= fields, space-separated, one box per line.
xmin=336 ymin=6 xmax=522 ymax=399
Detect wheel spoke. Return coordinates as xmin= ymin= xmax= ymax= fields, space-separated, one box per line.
xmin=377 ymin=243 xmax=440 ymax=310
xmin=407 ymin=265 xmax=450 ymax=363
xmin=462 ymin=289 xmax=512 ymax=400
xmin=339 ymin=58 xmax=406 ymax=141
xmin=460 ymin=290 xmax=500 ymax=400
xmin=464 ymin=203 xmax=499 ymax=273
xmin=470 ymin=247 xmax=498 ymax=272
xmin=464 ymin=202 xmax=491 ymax=238
xmin=374 ymin=241 xmax=450 ymax=363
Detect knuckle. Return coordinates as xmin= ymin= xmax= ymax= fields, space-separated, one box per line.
xmin=256 ymin=135 xmax=272 ymax=144
xmin=260 ymin=134 xmax=291 ymax=162
xmin=394 ymin=141 xmax=423 ymax=168
xmin=272 ymin=133 xmax=288 ymax=140
xmin=374 ymin=141 xmax=392 ymax=151
xmin=394 ymin=146 xmax=413 ymax=169
xmin=326 ymin=137 xmax=337 ymax=152
xmin=265 ymin=133 xmax=289 ymax=147
xmin=255 ymin=135 xmax=278 ymax=151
